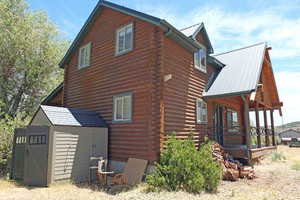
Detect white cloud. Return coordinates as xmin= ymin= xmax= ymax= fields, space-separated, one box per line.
xmin=274 ymin=71 xmax=300 ymax=125
xmin=134 ymin=3 xmax=300 ymax=59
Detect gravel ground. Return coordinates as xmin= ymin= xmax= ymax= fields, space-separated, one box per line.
xmin=0 ymin=145 xmax=299 ymax=200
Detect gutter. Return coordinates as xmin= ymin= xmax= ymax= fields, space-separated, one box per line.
xmin=160 ymin=20 xmax=201 ymax=52
xmin=203 ymin=89 xmax=255 ymax=100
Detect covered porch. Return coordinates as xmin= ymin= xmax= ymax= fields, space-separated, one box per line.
xmin=203 ymin=43 xmax=282 ymax=163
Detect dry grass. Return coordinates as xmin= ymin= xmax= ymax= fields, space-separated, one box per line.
xmin=1 ymin=145 xmax=300 ymax=200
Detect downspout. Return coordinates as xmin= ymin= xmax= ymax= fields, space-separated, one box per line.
xmin=241 ymin=95 xmax=252 ymax=164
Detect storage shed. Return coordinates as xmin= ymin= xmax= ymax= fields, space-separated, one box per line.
xmin=11 ymin=105 xmax=108 ymax=186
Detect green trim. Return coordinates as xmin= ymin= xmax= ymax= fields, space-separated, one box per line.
xmin=191 ymin=23 xmax=214 ymax=54
xmin=207 ymin=55 xmax=225 ymax=69
xmin=112 ymin=92 xmax=133 ymax=123
xmin=41 ymin=83 xmax=63 ymax=105
xmin=203 ymin=89 xmax=254 ymax=99
xmin=59 ymin=0 xmax=206 ymax=68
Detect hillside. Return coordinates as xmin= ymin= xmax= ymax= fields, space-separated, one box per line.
xmin=276 ymin=121 xmax=300 ymax=133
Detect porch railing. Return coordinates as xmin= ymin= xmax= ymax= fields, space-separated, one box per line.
xmin=249 ymin=126 xmax=275 ymax=148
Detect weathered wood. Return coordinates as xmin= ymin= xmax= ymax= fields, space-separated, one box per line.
xmin=255 ymin=105 xmax=261 ymax=148
xmin=263 ymin=109 xmax=270 ymax=146
xmin=270 ymin=109 xmax=276 ymax=146
xmin=242 ymin=95 xmax=251 ymax=150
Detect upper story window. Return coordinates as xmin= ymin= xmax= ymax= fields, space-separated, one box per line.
xmin=227 ymin=109 xmax=239 ymax=130
xmin=194 ymin=46 xmax=206 ymax=73
xmin=113 ymin=93 xmax=132 ymax=122
xmin=116 ymin=23 xmax=133 ymax=55
xmin=78 ymin=42 xmax=91 ymax=69
xmin=196 ymin=98 xmax=207 ymax=123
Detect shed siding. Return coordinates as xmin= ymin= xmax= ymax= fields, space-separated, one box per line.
xmin=52 ymin=126 xmax=108 ymax=182
xmin=30 ymin=109 xmax=51 ymax=126
xmin=62 ymin=7 xmax=162 ymax=162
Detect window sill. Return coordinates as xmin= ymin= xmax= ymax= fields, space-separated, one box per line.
xmin=77 ymin=65 xmax=90 ymax=70
xmin=115 ymin=48 xmax=133 ymax=57
xmin=197 ymin=121 xmax=208 ymax=124
xmin=195 ymin=66 xmax=207 ymax=73
xmin=112 ymin=119 xmax=132 ymax=124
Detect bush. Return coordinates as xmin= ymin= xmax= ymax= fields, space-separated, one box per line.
xmin=270 ymin=151 xmax=286 ymax=162
xmin=0 ymin=115 xmax=28 ymax=177
xmin=146 ymin=133 xmax=221 ymax=193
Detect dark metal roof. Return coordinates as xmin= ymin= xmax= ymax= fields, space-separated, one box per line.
xmin=41 ymin=83 xmax=63 ymax=105
xmin=40 ymin=105 xmax=107 ymax=127
xmin=278 ymin=129 xmax=300 ymax=138
xmin=180 ymin=23 xmax=214 ymax=54
xmin=59 ymin=0 xmax=204 ymax=68
xmin=203 ymin=42 xmax=266 ymax=98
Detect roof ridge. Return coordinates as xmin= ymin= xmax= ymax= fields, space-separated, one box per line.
xmin=214 ymin=42 xmax=266 ymax=57
xmin=179 ymin=22 xmax=202 ymax=31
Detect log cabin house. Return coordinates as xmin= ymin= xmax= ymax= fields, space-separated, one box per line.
xmin=42 ymin=0 xmax=283 ymax=169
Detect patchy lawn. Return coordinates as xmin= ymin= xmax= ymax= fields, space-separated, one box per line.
xmin=0 ymin=145 xmax=299 ymax=200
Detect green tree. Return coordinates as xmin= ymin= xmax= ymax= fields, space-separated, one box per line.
xmin=0 ymin=0 xmax=69 ymax=119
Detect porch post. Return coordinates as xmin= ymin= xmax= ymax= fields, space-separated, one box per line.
xmin=270 ymin=109 xmax=276 ymax=146
xmin=255 ymin=105 xmax=262 ymax=148
xmin=263 ymin=109 xmax=270 ymax=146
xmin=242 ymin=96 xmax=251 ymax=150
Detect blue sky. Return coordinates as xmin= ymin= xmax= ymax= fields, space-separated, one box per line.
xmin=27 ymin=0 xmax=300 ymax=125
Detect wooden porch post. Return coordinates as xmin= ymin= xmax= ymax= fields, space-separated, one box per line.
xmin=270 ymin=109 xmax=276 ymax=146
xmin=263 ymin=109 xmax=270 ymax=146
xmin=242 ymin=96 xmax=251 ymax=150
xmin=255 ymin=106 xmax=262 ymax=148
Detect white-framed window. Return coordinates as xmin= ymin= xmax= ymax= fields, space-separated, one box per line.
xmin=194 ymin=46 xmax=206 ymax=72
xmin=116 ymin=23 xmax=133 ymax=55
xmin=227 ymin=109 xmax=239 ymax=129
xmin=113 ymin=93 xmax=132 ymax=122
xmin=78 ymin=42 xmax=91 ymax=69
xmin=196 ymin=98 xmax=207 ymax=123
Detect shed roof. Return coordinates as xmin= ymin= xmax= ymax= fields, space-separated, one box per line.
xmin=203 ymin=42 xmax=266 ymax=98
xmin=39 ymin=105 xmax=107 ymax=127
xmin=278 ymin=129 xmax=300 ymax=138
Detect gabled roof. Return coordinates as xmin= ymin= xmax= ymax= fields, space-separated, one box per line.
xmin=41 ymin=83 xmax=63 ymax=105
xmin=278 ymin=129 xmax=300 ymax=138
xmin=180 ymin=23 xmax=214 ymax=54
xmin=38 ymin=105 xmax=107 ymax=127
xmin=203 ymin=42 xmax=267 ymax=98
xmin=59 ymin=0 xmax=205 ymax=68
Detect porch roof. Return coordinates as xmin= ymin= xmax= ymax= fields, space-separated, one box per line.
xmin=203 ymin=42 xmax=266 ymax=98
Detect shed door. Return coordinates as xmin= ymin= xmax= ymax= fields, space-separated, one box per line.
xmin=11 ymin=128 xmax=27 ymax=180
xmin=24 ymin=126 xmax=49 ymax=186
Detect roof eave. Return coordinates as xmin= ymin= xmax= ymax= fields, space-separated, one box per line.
xmin=59 ymin=1 xmax=203 ymax=68
xmin=191 ymin=23 xmax=214 ymax=54
xmin=203 ymin=89 xmax=254 ymax=99
xmin=41 ymin=83 xmax=63 ymax=105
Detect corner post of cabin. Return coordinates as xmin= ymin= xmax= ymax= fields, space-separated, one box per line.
xmin=242 ymin=95 xmax=251 ymax=151
xmin=263 ymin=109 xmax=270 ymax=146
xmin=255 ymin=105 xmax=261 ymax=148
xmin=270 ymin=109 xmax=276 ymax=146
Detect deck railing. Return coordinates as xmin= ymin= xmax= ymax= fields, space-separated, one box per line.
xmin=249 ymin=126 xmax=274 ymax=148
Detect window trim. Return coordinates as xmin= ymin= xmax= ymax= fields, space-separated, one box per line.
xmin=194 ymin=43 xmax=207 ymax=73
xmin=78 ymin=42 xmax=92 ymax=69
xmin=112 ymin=92 xmax=133 ymax=123
xmin=226 ymin=109 xmax=239 ymax=132
xmin=196 ymin=98 xmax=208 ymax=124
xmin=115 ymin=22 xmax=134 ymax=56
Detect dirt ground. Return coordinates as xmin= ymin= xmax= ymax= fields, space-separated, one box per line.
xmin=0 ymin=145 xmax=299 ymax=200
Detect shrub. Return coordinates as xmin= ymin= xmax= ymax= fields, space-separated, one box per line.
xmin=270 ymin=151 xmax=286 ymax=162
xmin=146 ymin=133 xmax=221 ymax=193
xmin=0 ymin=115 xmax=28 ymax=177
xmin=291 ymin=162 xmax=300 ymax=171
